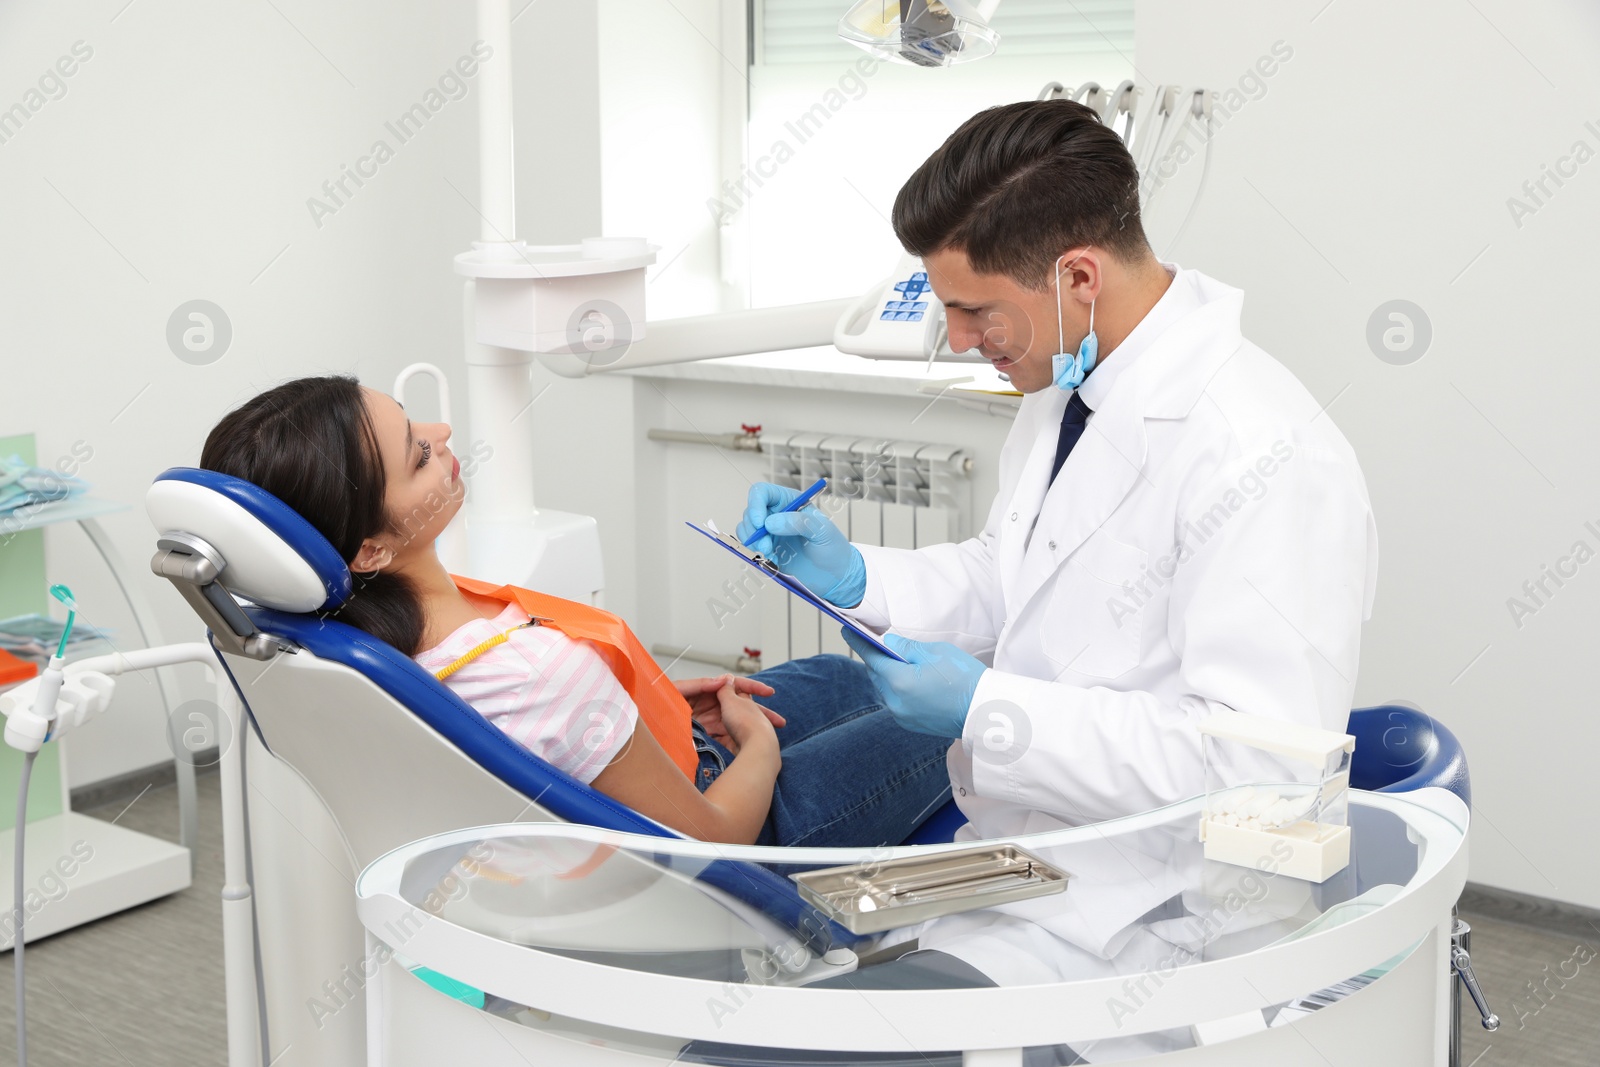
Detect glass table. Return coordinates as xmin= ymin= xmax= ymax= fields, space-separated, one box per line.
xmin=356 ymin=787 xmax=1468 ymax=1066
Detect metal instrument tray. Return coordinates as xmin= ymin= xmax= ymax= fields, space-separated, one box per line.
xmin=790 ymin=844 xmax=1069 ymax=934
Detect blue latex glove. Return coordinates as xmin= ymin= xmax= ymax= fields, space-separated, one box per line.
xmin=738 ymin=482 xmax=867 ymax=608
xmin=840 ymin=630 xmax=987 ymax=738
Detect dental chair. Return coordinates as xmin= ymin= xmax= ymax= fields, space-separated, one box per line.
xmin=145 ymin=468 xmax=931 ymax=1067
xmin=144 ymin=468 xmax=1483 ymax=1066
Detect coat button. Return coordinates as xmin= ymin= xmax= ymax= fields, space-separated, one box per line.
xmin=1048 ymin=540 xmax=1057 ymax=550
xmin=958 ymin=787 xmax=968 ymax=796
xmin=1010 ymin=512 xmax=1018 ymax=521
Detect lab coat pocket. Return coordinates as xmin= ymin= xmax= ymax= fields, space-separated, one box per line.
xmin=1042 ymin=530 xmax=1147 ymax=680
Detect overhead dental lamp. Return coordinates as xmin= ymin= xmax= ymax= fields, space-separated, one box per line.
xmin=838 ymin=0 xmax=1001 ymax=67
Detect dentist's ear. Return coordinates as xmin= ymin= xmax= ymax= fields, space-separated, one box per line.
xmin=1055 ymin=246 xmax=1103 ymax=308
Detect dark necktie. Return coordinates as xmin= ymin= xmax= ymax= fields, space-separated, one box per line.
xmin=1050 ymin=391 xmax=1093 ymax=483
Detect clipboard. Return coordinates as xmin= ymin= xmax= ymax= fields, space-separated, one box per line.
xmin=684 ymin=521 xmax=909 ymax=664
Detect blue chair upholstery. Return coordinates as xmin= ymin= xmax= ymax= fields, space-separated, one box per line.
xmin=1347 ymin=704 xmax=1470 ymax=806
xmin=902 ymin=798 xmax=968 ymax=845
xmin=154 ymin=467 xmax=353 ymax=610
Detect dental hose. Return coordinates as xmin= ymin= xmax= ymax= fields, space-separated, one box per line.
xmin=13 ymin=587 xmax=75 ymax=1067
xmin=15 ymin=748 xmax=34 ymax=1067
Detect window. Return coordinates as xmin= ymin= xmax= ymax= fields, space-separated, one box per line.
xmin=735 ymin=0 xmax=1137 ymax=306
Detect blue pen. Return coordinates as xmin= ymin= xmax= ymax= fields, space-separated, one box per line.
xmin=743 ymin=477 xmax=828 ymax=548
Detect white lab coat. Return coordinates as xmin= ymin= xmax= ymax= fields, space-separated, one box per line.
xmin=850 ymin=265 xmax=1378 ymax=862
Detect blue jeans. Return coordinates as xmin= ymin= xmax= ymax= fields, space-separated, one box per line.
xmin=691 ymin=654 xmax=954 ymax=848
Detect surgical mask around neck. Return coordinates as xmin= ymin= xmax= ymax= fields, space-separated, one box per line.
xmin=1050 ymin=255 xmax=1098 ymax=391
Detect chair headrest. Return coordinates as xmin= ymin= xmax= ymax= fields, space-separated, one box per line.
xmin=146 ymin=468 xmax=353 ymax=612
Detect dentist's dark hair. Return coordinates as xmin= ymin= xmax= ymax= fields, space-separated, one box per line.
xmin=893 ymin=99 xmax=1150 ymax=290
xmin=199 ymin=375 xmax=427 ymax=655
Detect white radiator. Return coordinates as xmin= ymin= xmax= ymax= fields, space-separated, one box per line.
xmin=757 ymin=430 xmax=972 ymax=666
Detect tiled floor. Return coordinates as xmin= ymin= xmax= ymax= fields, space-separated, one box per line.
xmin=0 ymin=776 xmax=1593 ymax=1065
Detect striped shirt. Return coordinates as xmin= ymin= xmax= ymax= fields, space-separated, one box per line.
xmin=414 ymin=602 xmax=639 ymax=785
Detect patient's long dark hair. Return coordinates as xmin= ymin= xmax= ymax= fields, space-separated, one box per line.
xmin=199 ymin=375 xmax=427 ymax=655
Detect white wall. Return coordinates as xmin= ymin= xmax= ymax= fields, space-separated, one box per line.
xmin=1137 ymin=0 xmax=1600 ymax=908
xmin=0 ymin=0 xmax=604 ymax=787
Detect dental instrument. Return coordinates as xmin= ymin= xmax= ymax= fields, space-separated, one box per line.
xmin=1165 ymin=89 xmax=1217 ymax=255
xmin=5 ymin=584 xmax=116 ymax=1067
xmin=792 ymin=843 xmax=1068 ymax=934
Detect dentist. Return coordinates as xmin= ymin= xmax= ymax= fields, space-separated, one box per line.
xmin=739 ymin=99 xmax=1378 ymax=839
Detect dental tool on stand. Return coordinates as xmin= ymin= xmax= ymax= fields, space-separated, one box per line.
xmin=2 ymin=584 xmax=115 ymax=1067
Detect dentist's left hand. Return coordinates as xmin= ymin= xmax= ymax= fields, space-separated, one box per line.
xmin=840 ymin=631 xmax=986 ymax=739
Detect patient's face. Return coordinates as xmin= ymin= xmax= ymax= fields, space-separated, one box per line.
xmin=360 ymin=387 xmax=463 ymax=566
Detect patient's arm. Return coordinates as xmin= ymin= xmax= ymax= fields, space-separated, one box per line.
xmin=590 ymin=683 xmax=779 ymax=845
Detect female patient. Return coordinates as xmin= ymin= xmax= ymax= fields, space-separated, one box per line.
xmin=200 ymin=375 xmax=952 ymax=847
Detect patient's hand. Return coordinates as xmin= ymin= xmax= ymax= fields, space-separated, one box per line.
xmin=678 ymin=675 xmax=783 ymax=727
xmin=686 ymin=676 xmax=783 ymax=755
xmin=709 ymin=681 xmax=780 ymax=758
